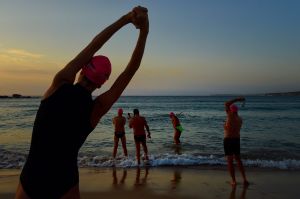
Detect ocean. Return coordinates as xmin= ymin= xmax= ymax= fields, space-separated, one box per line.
xmin=0 ymin=96 xmax=300 ymax=169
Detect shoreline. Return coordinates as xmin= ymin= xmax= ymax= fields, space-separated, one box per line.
xmin=1 ymin=166 xmax=299 ymax=199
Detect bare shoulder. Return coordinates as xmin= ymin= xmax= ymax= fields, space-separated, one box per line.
xmin=227 ymin=112 xmax=234 ymax=118
xmin=42 ymin=81 xmax=69 ymax=100
xmin=43 ymin=86 xmax=56 ymax=100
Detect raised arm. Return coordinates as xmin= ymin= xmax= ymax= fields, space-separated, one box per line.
xmin=91 ymin=7 xmax=149 ymax=127
xmin=225 ymin=97 xmax=245 ymax=113
xmin=43 ymin=11 xmax=133 ymax=99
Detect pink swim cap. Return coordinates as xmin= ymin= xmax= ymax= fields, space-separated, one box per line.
xmin=169 ymin=112 xmax=175 ymax=117
xmin=230 ymin=104 xmax=238 ymax=113
xmin=118 ymin=108 xmax=123 ymax=116
xmin=82 ymin=55 xmax=111 ymax=87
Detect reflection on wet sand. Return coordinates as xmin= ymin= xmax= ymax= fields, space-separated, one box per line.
xmin=228 ymin=185 xmax=248 ymax=199
xmin=134 ymin=167 xmax=149 ymax=188
xmin=112 ymin=167 xmax=127 ymax=189
xmin=108 ymin=167 xmax=250 ymax=199
xmin=171 ymin=169 xmax=182 ymax=190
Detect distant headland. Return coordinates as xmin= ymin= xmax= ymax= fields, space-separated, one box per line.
xmin=208 ymin=91 xmax=300 ymax=97
xmin=0 ymin=94 xmax=35 ymax=99
xmin=264 ymin=91 xmax=300 ymax=96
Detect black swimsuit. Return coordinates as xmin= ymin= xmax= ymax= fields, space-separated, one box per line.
xmin=134 ymin=135 xmax=146 ymax=143
xmin=20 ymin=83 xmax=94 ymax=199
xmin=223 ymin=138 xmax=240 ymax=156
xmin=115 ymin=132 xmax=125 ymax=138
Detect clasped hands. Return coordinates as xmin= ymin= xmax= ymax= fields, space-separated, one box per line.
xmin=129 ymin=6 xmax=149 ymax=31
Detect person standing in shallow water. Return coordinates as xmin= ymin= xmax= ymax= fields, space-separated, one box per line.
xmin=112 ymin=108 xmax=128 ymax=158
xmin=224 ymin=97 xmax=249 ymax=187
xmin=15 ymin=6 xmax=149 ymax=199
xmin=128 ymin=109 xmax=151 ymax=165
xmin=169 ymin=112 xmax=183 ymax=145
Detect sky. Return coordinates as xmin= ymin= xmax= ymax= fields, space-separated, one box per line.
xmin=0 ymin=0 xmax=299 ymax=96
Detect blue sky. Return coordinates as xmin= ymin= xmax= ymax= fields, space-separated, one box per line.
xmin=0 ymin=0 xmax=299 ymax=95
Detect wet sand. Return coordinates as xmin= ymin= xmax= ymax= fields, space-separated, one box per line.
xmin=1 ymin=167 xmax=299 ymax=199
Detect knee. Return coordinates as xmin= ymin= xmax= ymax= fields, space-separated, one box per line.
xmin=234 ymin=156 xmax=242 ymax=162
xmin=226 ymin=156 xmax=234 ymax=162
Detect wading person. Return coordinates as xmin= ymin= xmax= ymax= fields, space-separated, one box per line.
xmin=112 ymin=108 xmax=128 ymax=158
xmin=128 ymin=109 xmax=151 ymax=165
xmin=224 ymin=97 xmax=249 ymax=187
xmin=169 ymin=112 xmax=183 ymax=145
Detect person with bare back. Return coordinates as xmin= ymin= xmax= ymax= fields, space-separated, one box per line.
xmin=128 ymin=109 xmax=151 ymax=165
xmin=224 ymin=97 xmax=249 ymax=187
xmin=112 ymin=108 xmax=128 ymax=158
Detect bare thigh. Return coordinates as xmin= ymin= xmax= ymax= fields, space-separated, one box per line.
xmin=15 ymin=182 xmax=30 ymax=199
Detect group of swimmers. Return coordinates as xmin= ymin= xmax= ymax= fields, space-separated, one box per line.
xmin=112 ymin=108 xmax=183 ymax=165
xmin=112 ymin=96 xmax=249 ymax=187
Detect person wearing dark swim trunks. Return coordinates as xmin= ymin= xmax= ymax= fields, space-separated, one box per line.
xmin=112 ymin=108 xmax=128 ymax=158
xmin=128 ymin=109 xmax=151 ymax=165
xmin=115 ymin=132 xmax=125 ymax=138
xmin=15 ymin=6 xmax=149 ymax=199
xmin=169 ymin=112 xmax=183 ymax=145
xmin=224 ymin=97 xmax=249 ymax=187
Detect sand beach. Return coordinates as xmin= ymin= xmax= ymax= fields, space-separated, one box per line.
xmin=0 ymin=166 xmax=299 ymax=199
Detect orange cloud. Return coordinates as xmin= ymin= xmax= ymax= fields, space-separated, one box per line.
xmin=5 ymin=49 xmax=43 ymax=58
